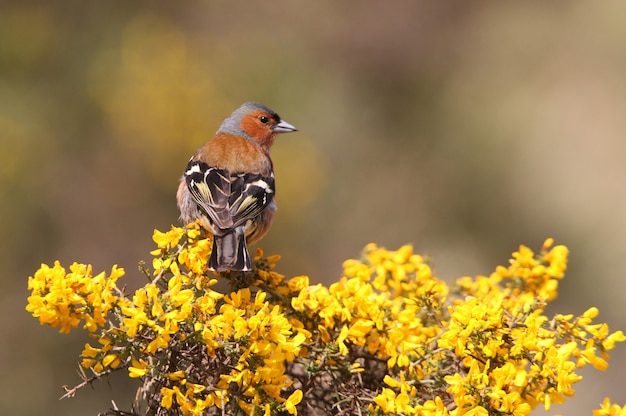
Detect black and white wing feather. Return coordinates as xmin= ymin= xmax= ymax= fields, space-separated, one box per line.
xmin=183 ymin=160 xmax=275 ymax=233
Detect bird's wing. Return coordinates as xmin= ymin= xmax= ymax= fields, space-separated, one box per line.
xmin=228 ymin=171 xmax=275 ymax=224
xmin=184 ymin=160 xmax=275 ymax=231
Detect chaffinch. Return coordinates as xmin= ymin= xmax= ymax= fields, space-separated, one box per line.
xmin=177 ymin=102 xmax=297 ymax=272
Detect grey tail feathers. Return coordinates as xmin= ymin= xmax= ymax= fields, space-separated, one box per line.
xmin=208 ymin=228 xmax=252 ymax=272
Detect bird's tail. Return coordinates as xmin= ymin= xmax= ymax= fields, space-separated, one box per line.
xmin=208 ymin=228 xmax=252 ymax=272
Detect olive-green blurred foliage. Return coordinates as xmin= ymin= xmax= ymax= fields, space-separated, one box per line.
xmin=4 ymin=1 xmax=626 ymax=415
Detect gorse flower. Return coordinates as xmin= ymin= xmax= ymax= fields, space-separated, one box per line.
xmin=26 ymin=223 xmax=625 ymax=415
xmin=27 ymin=261 xmax=125 ymax=334
xmin=594 ymin=398 xmax=626 ymax=416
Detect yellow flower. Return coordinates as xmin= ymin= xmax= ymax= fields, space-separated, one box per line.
xmin=594 ymin=398 xmax=626 ymax=416
xmin=283 ymin=390 xmax=303 ymax=415
xmin=152 ymin=226 xmax=185 ymax=249
xmin=127 ymin=357 xmax=149 ymax=378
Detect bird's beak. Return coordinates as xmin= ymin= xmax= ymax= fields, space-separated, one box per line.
xmin=274 ymin=120 xmax=298 ymax=133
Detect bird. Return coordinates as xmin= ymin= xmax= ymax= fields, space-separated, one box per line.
xmin=177 ymin=102 xmax=297 ymax=272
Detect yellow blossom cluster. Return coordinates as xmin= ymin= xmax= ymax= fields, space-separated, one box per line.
xmin=27 ymin=261 xmax=124 ymax=333
xmin=26 ymin=224 xmax=625 ymax=416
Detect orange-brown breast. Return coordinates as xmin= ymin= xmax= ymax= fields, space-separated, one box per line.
xmin=194 ymin=134 xmax=273 ymax=175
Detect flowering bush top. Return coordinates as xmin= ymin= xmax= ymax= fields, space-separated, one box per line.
xmin=26 ymin=223 xmax=625 ymax=415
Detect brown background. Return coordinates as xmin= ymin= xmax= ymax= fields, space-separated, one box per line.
xmin=2 ymin=1 xmax=625 ymax=414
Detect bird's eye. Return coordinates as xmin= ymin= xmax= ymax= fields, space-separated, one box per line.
xmin=259 ymin=116 xmax=269 ymax=124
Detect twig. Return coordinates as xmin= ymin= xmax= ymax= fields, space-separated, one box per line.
xmin=60 ymin=367 xmax=121 ymax=400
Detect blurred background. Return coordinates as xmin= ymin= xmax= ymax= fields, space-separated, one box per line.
xmin=2 ymin=1 xmax=625 ymax=414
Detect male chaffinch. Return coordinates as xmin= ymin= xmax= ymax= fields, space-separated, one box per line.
xmin=177 ymin=102 xmax=297 ymax=272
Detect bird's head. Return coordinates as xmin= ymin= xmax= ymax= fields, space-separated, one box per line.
xmin=218 ymin=102 xmax=297 ymax=149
